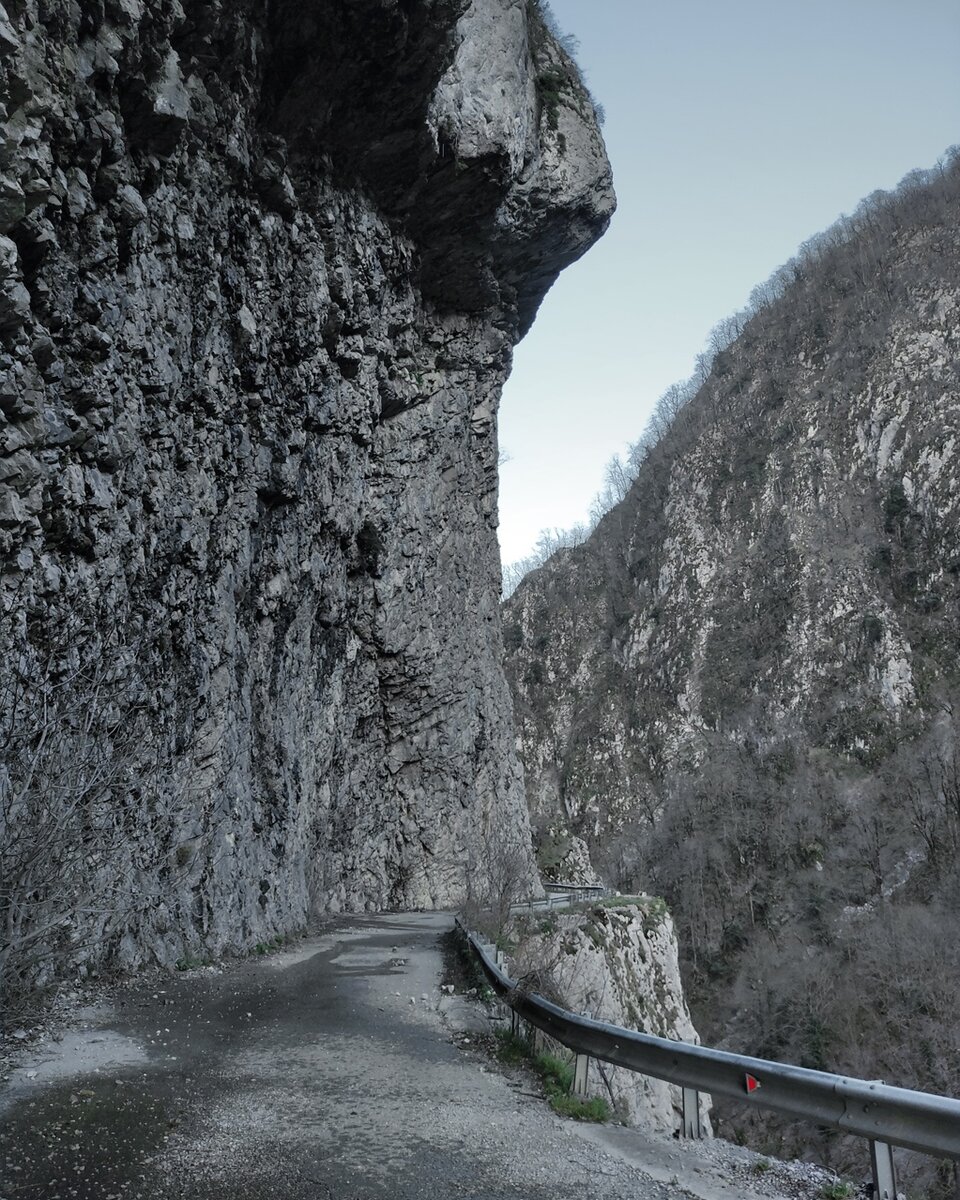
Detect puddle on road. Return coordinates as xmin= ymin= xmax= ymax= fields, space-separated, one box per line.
xmin=0 ymin=1071 xmax=174 ymax=1199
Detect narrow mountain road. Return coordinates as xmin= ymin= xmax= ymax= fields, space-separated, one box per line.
xmin=0 ymin=914 xmax=809 ymax=1200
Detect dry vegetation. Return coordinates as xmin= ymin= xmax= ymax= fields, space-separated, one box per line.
xmin=504 ymin=152 xmax=960 ymax=1198
xmin=0 ymin=594 xmax=183 ymax=1025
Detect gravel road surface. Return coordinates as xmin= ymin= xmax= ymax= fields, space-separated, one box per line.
xmin=1 ymin=913 xmax=828 ymax=1200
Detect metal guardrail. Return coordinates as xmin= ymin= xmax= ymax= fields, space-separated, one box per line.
xmin=459 ymin=917 xmax=960 ymax=1200
xmin=510 ymin=885 xmax=609 ymax=914
xmin=542 ymin=882 xmax=606 ymax=894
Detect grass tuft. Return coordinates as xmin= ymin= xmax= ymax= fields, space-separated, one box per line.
xmin=494 ymin=1029 xmax=530 ymax=1066
xmin=820 ymin=1183 xmax=855 ymax=1199
xmin=494 ymin=1029 xmax=610 ymax=1122
xmin=549 ymin=1093 xmax=610 ymax=1121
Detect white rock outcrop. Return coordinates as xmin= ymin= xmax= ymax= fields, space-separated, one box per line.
xmin=511 ymin=900 xmax=711 ymax=1134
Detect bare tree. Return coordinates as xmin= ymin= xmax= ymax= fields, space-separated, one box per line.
xmin=501 ymin=524 xmax=589 ymax=599
xmin=461 ymin=826 xmax=536 ymax=943
xmin=0 ymin=599 xmax=179 ymax=1024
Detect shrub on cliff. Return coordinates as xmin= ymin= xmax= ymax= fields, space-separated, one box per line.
xmin=0 ymin=600 xmax=180 ymax=1024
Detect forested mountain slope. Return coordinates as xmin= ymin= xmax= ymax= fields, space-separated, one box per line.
xmin=503 ymin=156 xmax=960 ymax=1180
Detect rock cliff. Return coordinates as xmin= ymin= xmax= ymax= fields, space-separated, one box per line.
xmin=503 ymin=160 xmax=960 ymax=1163
xmin=510 ymin=899 xmax=711 ymax=1134
xmin=0 ymin=0 xmax=614 ymax=993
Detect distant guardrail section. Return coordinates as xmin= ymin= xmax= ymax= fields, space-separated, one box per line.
xmin=510 ymin=883 xmax=607 ymax=913
xmin=458 ymin=905 xmax=960 ymax=1200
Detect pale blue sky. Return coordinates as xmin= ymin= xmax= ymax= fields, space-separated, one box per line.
xmin=498 ymin=0 xmax=960 ymax=564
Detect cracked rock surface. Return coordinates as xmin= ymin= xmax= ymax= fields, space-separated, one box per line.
xmin=0 ymin=0 xmax=614 ymax=978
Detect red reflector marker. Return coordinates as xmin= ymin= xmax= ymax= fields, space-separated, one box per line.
xmin=745 ymin=1074 xmax=761 ymax=1094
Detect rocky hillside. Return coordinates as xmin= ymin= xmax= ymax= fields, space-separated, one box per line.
xmin=509 ymin=898 xmax=711 ymax=1134
xmin=0 ymin=0 xmax=613 ymax=1003
xmin=504 ymin=158 xmax=960 ymax=1177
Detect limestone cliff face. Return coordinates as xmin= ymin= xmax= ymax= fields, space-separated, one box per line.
xmin=0 ymin=0 xmax=613 ymax=982
xmin=510 ymin=900 xmax=710 ymax=1133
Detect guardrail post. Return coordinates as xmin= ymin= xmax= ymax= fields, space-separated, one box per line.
xmin=492 ymin=949 xmax=506 ymax=1017
xmin=870 ymin=1140 xmax=897 ymax=1200
xmin=681 ymin=1088 xmax=702 ymax=1139
xmin=573 ymin=1054 xmax=590 ymax=1097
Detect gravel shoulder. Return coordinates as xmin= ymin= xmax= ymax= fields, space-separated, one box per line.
xmin=1 ymin=913 xmax=844 ymax=1200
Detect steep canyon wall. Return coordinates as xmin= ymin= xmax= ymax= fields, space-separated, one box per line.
xmin=0 ymin=0 xmax=614 ymax=986
xmin=503 ymin=164 xmax=960 ymax=1157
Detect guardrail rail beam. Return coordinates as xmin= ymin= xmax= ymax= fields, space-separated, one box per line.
xmin=456 ymin=914 xmax=960 ymax=1167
